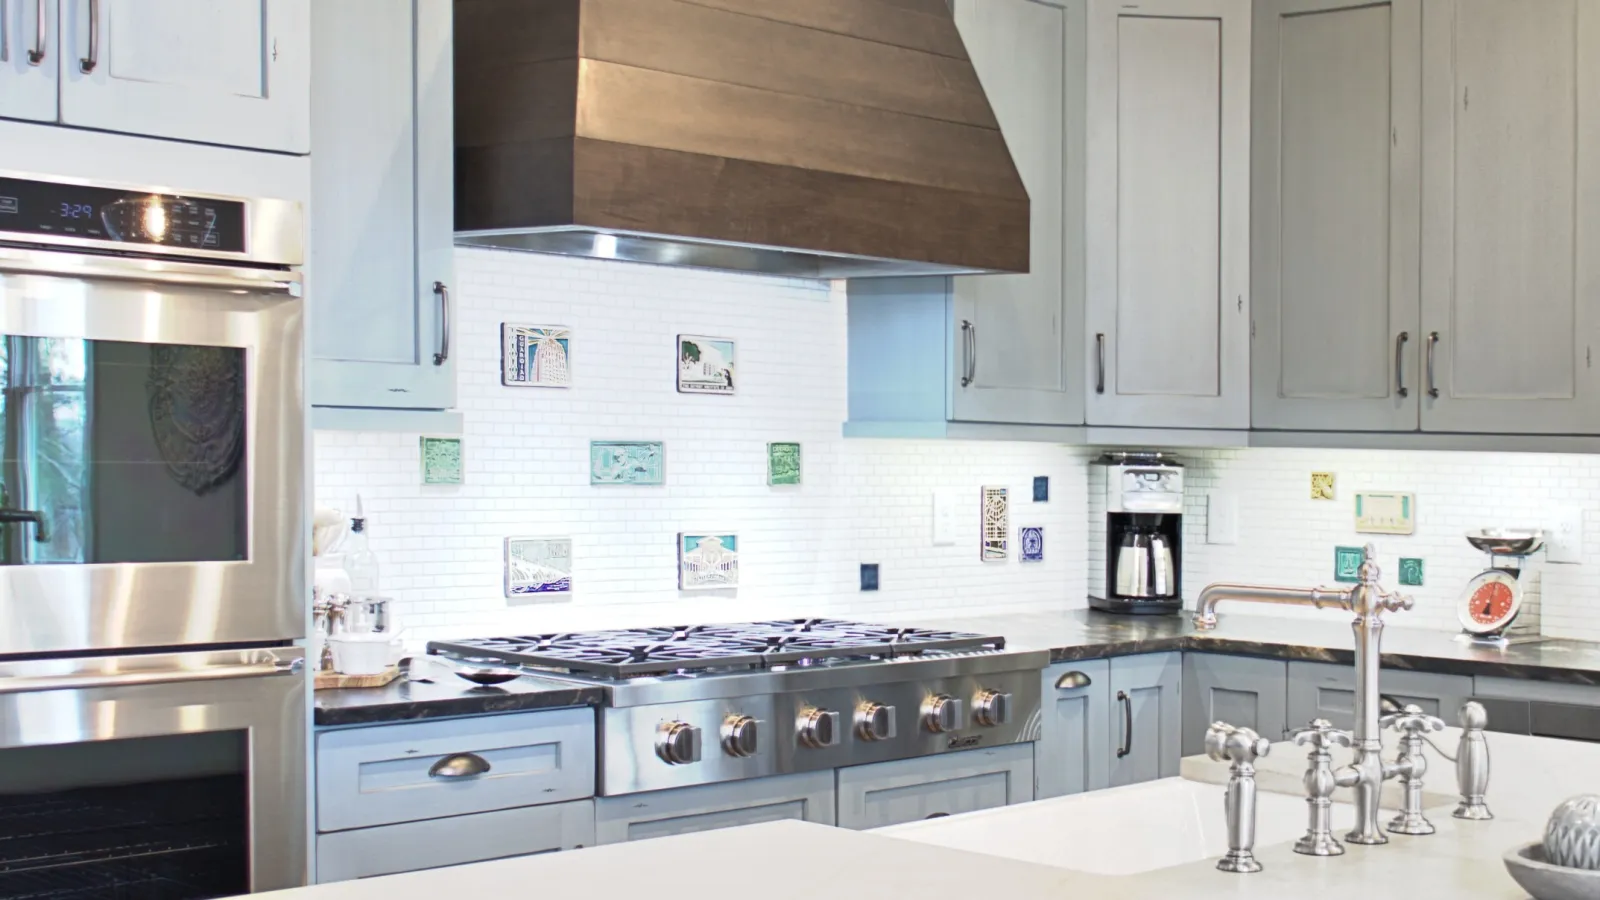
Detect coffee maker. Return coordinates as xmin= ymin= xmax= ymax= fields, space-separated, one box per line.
xmin=1089 ymin=452 xmax=1184 ymax=615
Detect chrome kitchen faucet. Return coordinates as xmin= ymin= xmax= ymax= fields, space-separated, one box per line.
xmin=1194 ymin=545 xmax=1493 ymax=872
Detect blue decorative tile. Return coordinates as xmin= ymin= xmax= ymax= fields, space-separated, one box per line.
xmin=1033 ymin=476 xmax=1049 ymax=502
xmin=1335 ymin=545 xmax=1365 ymax=583
xmin=591 ymin=441 xmax=664 ymax=485
xmin=1020 ymin=526 xmax=1044 ymax=563
xmin=860 ymin=563 xmax=879 ymax=591
xmin=679 ymin=533 xmax=738 ymax=590
xmin=505 ymin=537 xmax=572 ymax=600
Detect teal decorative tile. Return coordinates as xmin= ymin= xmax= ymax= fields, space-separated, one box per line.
xmin=420 ymin=435 xmax=463 ymax=485
xmin=767 ymin=442 xmax=801 ymax=486
xmin=591 ymin=441 xmax=664 ymax=485
xmin=1399 ymin=557 xmax=1425 ymax=587
xmin=1335 ymin=545 xmax=1365 ymax=583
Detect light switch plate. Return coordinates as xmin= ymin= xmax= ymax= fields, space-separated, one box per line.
xmin=932 ymin=490 xmax=960 ymax=546
xmin=1207 ymin=491 xmax=1238 ymax=545
xmin=1549 ymin=506 xmax=1585 ymax=564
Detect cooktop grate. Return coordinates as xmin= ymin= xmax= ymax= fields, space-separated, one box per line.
xmin=427 ymin=619 xmax=1005 ymax=678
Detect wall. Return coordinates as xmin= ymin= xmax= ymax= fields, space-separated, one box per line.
xmin=315 ymin=249 xmax=1089 ymax=644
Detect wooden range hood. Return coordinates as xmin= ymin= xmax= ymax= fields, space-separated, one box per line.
xmin=453 ymin=0 xmax=1030 ymax=278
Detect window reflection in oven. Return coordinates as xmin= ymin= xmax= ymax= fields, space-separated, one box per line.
xmin=0 ymin=732 xmax=248 ymax=899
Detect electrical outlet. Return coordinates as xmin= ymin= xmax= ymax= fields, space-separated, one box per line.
xmin=1549 ymin=506 xmax=1585 ymax=564
xmin=932 ymin=490 xmax=960 ymax=546
xmin=1207 ymin=491 xmax=1238 ymax=545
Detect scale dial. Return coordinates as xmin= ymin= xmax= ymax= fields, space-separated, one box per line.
xmin=1457 ymin=569 xmax=1522 ymax=635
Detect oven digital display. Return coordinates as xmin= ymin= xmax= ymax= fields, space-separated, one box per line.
xmin=0 ymin=176 xmax=247 ymax=252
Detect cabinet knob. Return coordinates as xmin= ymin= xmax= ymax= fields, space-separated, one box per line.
xmin=655 ymin=721 xmax=702 ymax=765
xmin=721 ymin=715 xmax=759 ymax=758
xmin=975 ymin=690 xmax=1012 ymax=727
xmin=855 ymin=702 xmax=897 ymax=742
xmin=798 ymin=708 xmax=841 ymax=749
xmin=921 ymin=694 xmax=964 ymax=733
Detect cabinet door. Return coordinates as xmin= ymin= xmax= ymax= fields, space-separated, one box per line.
xmin=1251 ymin=0 xmax=1423 ymax=431
xmin=1108 ymin=652 xmax=1182 ymax=787
xmin=1181 ymin=654 xmax=1288 ymax=757
xmin=1419 ymin=0 xmax=1600 ymax=433
xmin=1036 ymin=659 xmax=1110 ymax=799
xmin=315 ymin=800 xmax=595 ymax=882
xmin=308 ymin=0 xmax=456 ymax=412
xmin=57 ymin=0 xmax=308 ymax=152
xmin=948 ymin=0 xmax=1082 ymax=426
xmin=1286 ymin=661 xmax=1473 ymax=732
xmin=593 ymin=772 xmax=833 ymax=844
xmin=0 ymin=0 xmax=56 ymax=122
xmin=1085 ymin=0 xmax=1252 ymax=429
xmin=836 ymin=744 xmax=1033 ymax=830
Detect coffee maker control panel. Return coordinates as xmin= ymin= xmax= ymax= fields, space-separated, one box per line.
xmin=1110 ymin=466 xmax=1184 ymax=514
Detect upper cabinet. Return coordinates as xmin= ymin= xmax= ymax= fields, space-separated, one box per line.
xmin=1419 ymin=0 xmax=1600 ymax=434
xmin=0 ymin=0 xmax=57 ymax=122
xmin=59 ymin=0 xmax=309 ymax=153
xmin=1084 ymin=0 xmax=1252 ymax=430
xmin=308 ymin=0 xmax=456 ymax=415
xmin=1251 ymin=0 xmax=1422 ymax=432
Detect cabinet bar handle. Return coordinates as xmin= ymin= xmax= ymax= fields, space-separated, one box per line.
xmin=24 ymin=0 xmax=44 ymax=64
xmin=959 ymin=319 xmax=975 ymax=387
xmin=1055 ymin=671 xmax=1092 ymax=690
xmin=1425 ymin=331 xmax=1440 ymax=399
xmin=428 ymin=752 xmax=490 ymax=779
xmin=432 ymin=281 xmax=450 ymax=366
xmin=78 ymin=0 xmax=96 ymax=73
xmin=1395 ymin=331 xmax=1410 ymax=398
xmin=1116 ymin=690 xmax=1133 ymax=758
xmin=1095 ymin=333 xmax=1106 ymax=394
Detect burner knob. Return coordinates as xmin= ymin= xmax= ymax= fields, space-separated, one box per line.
xmin=722 ymin=715 xmax=759 ymax=758
xmin=921 ymin=694 xmax=965 ymax=733
xmin=855 ymin=702 xmax=898 ymax=742
xmin=655 ymin=721 xmax=702 ymax=765
xmin=975 ymin=690 xmax=1013 ymax=727
xmin=798 ymin=708 xmax=841 ymax=748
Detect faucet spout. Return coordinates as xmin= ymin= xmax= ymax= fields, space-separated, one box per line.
xmin=1192 ymin=583 xmax=1354 ymax=630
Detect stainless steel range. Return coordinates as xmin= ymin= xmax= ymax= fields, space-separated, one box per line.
xmin=429 ymin=619 xmax=1046 ymax=795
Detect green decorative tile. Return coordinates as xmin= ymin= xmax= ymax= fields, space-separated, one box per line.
xmin=420 ymin=435 xmax=463 ymax=485
xmin=1334 ymin=545 xmax=1365 ymax=583
xmin=767 ymin=442 xmax=801 ymax=486
xmin=1399 ymin=557 xmax=1425 ymax=587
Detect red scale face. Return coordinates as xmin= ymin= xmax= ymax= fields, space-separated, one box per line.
xmin=1468 ymin=581 xmax=1516 ymax=626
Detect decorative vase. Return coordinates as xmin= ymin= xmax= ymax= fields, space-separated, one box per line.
xmin=1545 ymin=795 xmax=1600 ymax=869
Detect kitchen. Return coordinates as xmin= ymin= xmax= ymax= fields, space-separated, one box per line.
xmin=2 ymin=0 xmax=1599 ymax=897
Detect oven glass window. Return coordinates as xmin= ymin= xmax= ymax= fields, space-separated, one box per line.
xmin=0 ymin=336 xmax=246 ymax=564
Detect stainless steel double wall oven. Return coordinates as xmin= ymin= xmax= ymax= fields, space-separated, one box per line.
xmin=0 ymin=171 xmax=307 ymax=897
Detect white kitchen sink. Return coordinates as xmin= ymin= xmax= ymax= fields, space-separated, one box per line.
xmin=876 ymin=777 xmax=1325 ymax=876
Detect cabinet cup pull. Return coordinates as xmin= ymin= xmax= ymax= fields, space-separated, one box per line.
xmin=1116 ymin=690 xmax=1133 ymax=758
xmin=959 ymin=319 xmax=975 ymax=387
xmin=428 ymin=752 xmax=490 ymax=779
xmin=1425 ymin=331 xmax=1440 ymax=399
xmin=1055 ymin=671 xmax=1092 ymax=690
xmin=432 ymin=281 xmax=450 ymax=366
xmin=78 ymin=0 xmax=97 ymax=73
xmin=1395 ymin=331 xmax=1410 ymax=398
xmin=1095 ymin=333 xmax=1106 ymax=394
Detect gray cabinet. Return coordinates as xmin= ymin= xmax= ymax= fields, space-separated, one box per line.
xmin=0 ymin=0 xmax=56 ymax=122
xmin=1084 ymin=0 xmax=1252 ymax=429
xmin=309 ymin=0 xmax=456 ymax=416
xmin=1181 ymin=654 xmax=1289 ymax=757
xmin=1471 ymin=676 xmax=1600 ymax=742
xmin=1036 ymin=659 xmax=1110 ymax=799
xmin=594 ymin=771 xmax=833 ymax=844
xmin=58 ymin=0 xmax=309 ymax=152
xmin=1286 ymin=661 xmax=1473 ymax=732
xmin=1419 ymin=0 xmax=1600 ymax=434
xmin=1251 ymin=0 xmax=1423 ymax=432
xmin=836 ymin=744 xmax=1034 ymax=830
xmin=846 ymin=0 xmax=1082 ymax=433
xmin=316 ymin=800 xmax=595 ymax=882
xmin=1108 ymin=652 xmax=1183 ymax=787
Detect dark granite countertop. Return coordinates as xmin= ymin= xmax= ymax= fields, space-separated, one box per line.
xmin=920 ymin=609 xmax=1600 ymax=686
xmin=313 ymin=658 xmax=605 ymax=727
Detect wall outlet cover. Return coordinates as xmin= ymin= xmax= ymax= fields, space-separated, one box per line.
xmin=1335 ymin=545 xmax=1365 ymax=583
xmin=1020 ymin=526 xmax=1043 ymax=562
xmin=1399 ymin=557 xmax=1425 ymax=587
xmin=1033 ymin=476 xmax=1049 ymax=503
xmin=860 ymin=563 xmax=880 ymax=591
xmin=1311 ymin=472 xmax=1336 ymax=501
xmin=932 ymin=490 xmax=960 ymax=546
xmin=1206 ymin=491 xmax=1239 ymax=545
xmin=420 ymin=435 xmax=464 ymax=485
xmin=1549 ymin=506 xmax=1585 ymax=564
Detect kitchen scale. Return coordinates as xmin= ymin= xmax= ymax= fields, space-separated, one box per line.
xmin=1456 ymin=528 xmax=1546 ymax=645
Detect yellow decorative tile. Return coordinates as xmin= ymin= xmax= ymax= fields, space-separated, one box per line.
xmin=1311 ymin=471 xmax=1336 ymax=501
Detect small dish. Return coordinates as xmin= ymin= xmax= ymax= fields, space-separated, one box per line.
xmin=1504 ymin=841 xmax=1600 ymax=900
xmin=452 ymin=657 xmax=522 ymax=686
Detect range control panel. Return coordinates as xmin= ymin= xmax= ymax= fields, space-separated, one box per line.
xmin=0 ymin=176 xmax=247 ymax=253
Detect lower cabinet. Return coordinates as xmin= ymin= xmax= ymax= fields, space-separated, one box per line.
xmin=1286 ymin=661 xmax=1474 ymax=732
xmin=1036 ymin=659 xmax=1110 ymax=799
xmin=836 ymin=744 xmax=1034 ymax=830
xmin=1108 ymin=652 xmax=1183 ymax=787
xmin=593 ymin=771 xmax=834 ymax=844
xmin=316 ymin=800 xmax=595 ymax=881
xmin=1181 ymin=654 xmax=1289 ymax=756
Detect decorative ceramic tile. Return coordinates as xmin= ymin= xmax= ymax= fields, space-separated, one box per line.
xmin=1335 ymin=545 xmax=1365 ymax=583
xmin=1355 ymin=491 xmax=1416 ymax=535
xmin=420 ymin=435 xmax=463 ymax=485
xmin=677 ymin=335 xmax=736 ymax=394
xmin=768 ymin=442 xmax=801 ymax=486
xmin=981 ymin=486 xmax=1009 ymax=561
xmin=590 ymin=441 xmax=664 ymax=485
xmin=505 ymin=537 xmax=572 ymax=599
xmin=1399 ymin=557 xmax=1425 ymax=587
xmin=860 ymin=563 xmax=879 ymax=591
xmin=679 ymin=533 xmax=739 ymax=590
xmin=1311 ymin=471 xmax=1337 ymax=501
xmin=1020 ymin=526 xmax=1044 ymax=562
xmin=1033 ymin=476 xmax=1049 ymax=503
xmin=501 ymin=324 xmax=571 ymax=387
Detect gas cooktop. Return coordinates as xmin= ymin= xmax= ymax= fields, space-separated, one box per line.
xmin=426 ymin=618 xmax=1006 ymax=678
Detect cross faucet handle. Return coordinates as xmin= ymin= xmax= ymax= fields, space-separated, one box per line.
xmin=1206 ymin=722 xmax=1271 ymax=764
xmin=1293 ymin=718 xmax=1353 ymax=751
xmin=1381 ymin=703 xmax=1446 ymax=734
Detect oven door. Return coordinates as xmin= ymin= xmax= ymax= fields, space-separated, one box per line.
xmin=0 ymin=648 xmax=307 ymax=895
xmin=0 ymin=246 xmax=303 ymax=654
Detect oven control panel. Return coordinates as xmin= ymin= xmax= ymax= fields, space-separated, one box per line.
xmin=0 ymin=176 xmax=247 ymax=253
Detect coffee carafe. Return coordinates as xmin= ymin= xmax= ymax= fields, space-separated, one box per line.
xmin=1090 ymin=452 xmax=1185 ymax=615
xmin=1115 ymin=529 xmax=1176 ymax=598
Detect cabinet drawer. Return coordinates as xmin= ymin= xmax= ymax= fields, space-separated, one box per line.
xmin=316 ymin=708 xmax=595 ymax=832
xmin=593 ymin=771 xmax=833 ymax=845
xmin=1286 ymin=662 xmax=1473 ymax=733
xmin=837 ymin=743 xmax=1033 ymax=830
xmin=316 ymin=799 xmax=595 ymax=882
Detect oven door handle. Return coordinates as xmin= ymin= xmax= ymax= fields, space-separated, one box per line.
xmin=0 ymin=247 xmax=301 ymax=295
xmin=0 ymin=653 xmax=302 ymax=694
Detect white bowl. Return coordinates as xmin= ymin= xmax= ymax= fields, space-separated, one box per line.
xmin=329 ymin=633 xmax=394 ymax=676
xmin=1505 ymin=842 xmax=1600 ymax=900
